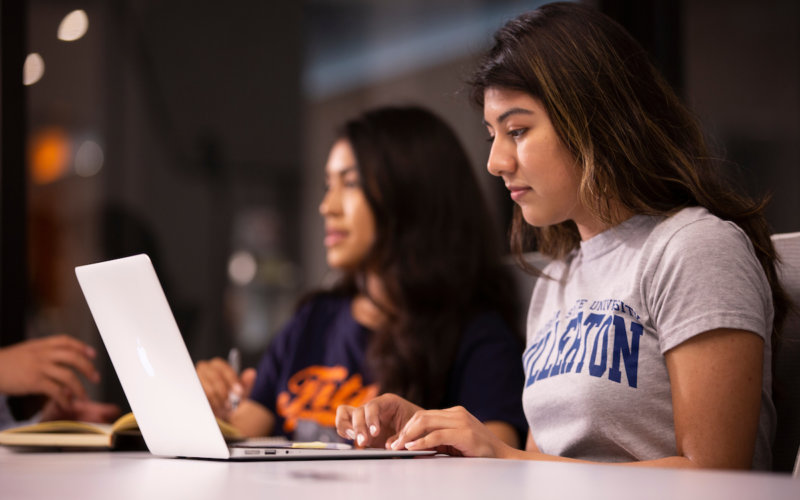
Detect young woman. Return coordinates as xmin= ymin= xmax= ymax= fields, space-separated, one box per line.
xmin=335 ymin=2 xmax=789 ymax=470
xmin=196 ymin=105 xmax=527 ymax=447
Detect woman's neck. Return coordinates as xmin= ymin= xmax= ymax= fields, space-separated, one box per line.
xmin=350 ymin=272 xmax=393 ymax=330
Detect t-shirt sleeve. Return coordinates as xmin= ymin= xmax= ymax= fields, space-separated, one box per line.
xmin=249 ymin=302 xmax=313 ymax=414
xmin=445 ymin=312 xmax=528 ymax=442
xmin=646 ymin=217 xmax=773 ymax=354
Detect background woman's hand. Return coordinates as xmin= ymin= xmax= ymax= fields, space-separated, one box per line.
xmin=196 ymin=357 xmax=256 ymax=421
xmin=390 ymin=405 xmax=513 ymax=458
xmin=0 ymin=335 xmax=99 ymax=407
xmin=40 ymin=397 xmax=121 ymax=423
xmin=335 ymin=393 xmax=422 ymax=448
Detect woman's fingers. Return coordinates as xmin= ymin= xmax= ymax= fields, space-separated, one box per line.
xmin=336 ymin=394 xmax=423 ymax=448
xmin=209 ymin=358 xmax=239 ymax=387
xmin=239 ymin=368 xmax=257 ymax=399
xmin=39 ymin=378 xmax=69 ymax=407
xmin=403 ymin=429 xmax=466 ymax=456
xmin=43 ymin=363 xmax=87 ymax=401
xmin=350 ymin=405 xmax=370 ymax=447
xmin=46 ymin=342 xmax=99 ymax=383
xmin=387 ymin=406 xmax=501 ymax=457
xmin=362 ymin=399 xmax=382 ymax=439
xmin=335 ymin=404 xmax=356 ymax=440
xmin=196 ymin=358 xmax=235 ymax=413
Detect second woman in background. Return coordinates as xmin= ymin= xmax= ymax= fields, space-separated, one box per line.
xmin=197 ymin=105 xmax=527 ymax=447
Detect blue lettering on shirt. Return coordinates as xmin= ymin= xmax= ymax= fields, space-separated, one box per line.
xmin=524 ymin=299 xmax=644 ymax=389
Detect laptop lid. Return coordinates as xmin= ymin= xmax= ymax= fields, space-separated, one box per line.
xmin=76 ymin=254 xmax=232 ymax=459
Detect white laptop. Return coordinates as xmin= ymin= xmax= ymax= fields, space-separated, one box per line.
xmin=75 ymin=254 xmax=434 ymax=461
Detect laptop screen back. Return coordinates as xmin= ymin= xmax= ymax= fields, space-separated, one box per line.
xmin=76 ymin=254 xmax=231 ymax=459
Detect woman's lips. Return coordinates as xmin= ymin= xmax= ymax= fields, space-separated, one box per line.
xmin=324 ymin=230 xmax=347 ymax=247
xmin=508 ymin=185 xmax=531 ymax=201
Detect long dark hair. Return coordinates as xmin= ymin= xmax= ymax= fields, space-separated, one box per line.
xmin=468 ymin=2 xmax=788 ymax=336
xmin=329 ymin=105 xmax=519 ymax=408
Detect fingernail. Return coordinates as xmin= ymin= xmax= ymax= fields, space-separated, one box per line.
xmin=357 ymin=434 xmax=365 ymax=446
xmin=346 ymin=429 xmax=356 ymax=440
xmin=369 ymin=425 xmax=378 ymax=436
xmin=404 ymin=440 xmax=417 ymax=449
xmin=390 ymin=439 xmax=401 ymax=450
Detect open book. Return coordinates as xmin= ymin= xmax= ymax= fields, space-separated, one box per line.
xmin=0 ymin=412 xmax=243 ymax=449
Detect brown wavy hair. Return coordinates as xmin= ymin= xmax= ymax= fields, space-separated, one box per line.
xmin=468 ymin=2 xmax=788 ymax=336
xmin=328 ymin=105 xmax=520 ymax=408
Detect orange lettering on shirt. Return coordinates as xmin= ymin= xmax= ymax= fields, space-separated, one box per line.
xmin=276 ymin=365 xmax=378 ymax=433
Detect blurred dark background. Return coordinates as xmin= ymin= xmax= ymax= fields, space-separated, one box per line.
xmin=2 ymin=0 xmax=798 ymax=414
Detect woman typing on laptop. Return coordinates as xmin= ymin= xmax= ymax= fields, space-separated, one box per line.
xmin=195 ymin=106 xmax=527 ymax=448
xmin=335 ymin=3 xmax=788 ymax=469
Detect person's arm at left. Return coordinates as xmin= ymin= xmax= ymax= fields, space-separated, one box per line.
xmin=394 ymin=328 xmax=763 ymax=469
xmin=0 ymin=335 xmax=98 ymax=406
xmin=0 ymin=336 xmax=121 ymax=424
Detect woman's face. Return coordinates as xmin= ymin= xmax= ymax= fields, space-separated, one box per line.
xmin=319 ymin=139 xmax=377 ymax=270
xmin=483 ymin=87 xmax=601 ymax=239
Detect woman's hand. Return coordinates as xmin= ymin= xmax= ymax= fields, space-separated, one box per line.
xmin=40 ymin=398 xmax=121 ymax=423
xmin=389 ymin=405 xmax=515 ymax=458
xmin=196 ymin=357 xmax=256 ymax=421
xmin=0 ymin=335 xmax=99 ymax=407
xmin=335 ymin=393 xmax=422 ymax=448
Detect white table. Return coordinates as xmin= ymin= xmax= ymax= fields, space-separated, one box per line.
xmin=1 ymin=448 xmax=797 ymax=500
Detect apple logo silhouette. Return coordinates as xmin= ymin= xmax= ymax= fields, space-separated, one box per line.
xmin=136 ymin=338 xmax=156 ymax=377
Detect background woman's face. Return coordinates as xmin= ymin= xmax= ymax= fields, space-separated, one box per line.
xmin=319 ymin=139 xmax=377 ymax=270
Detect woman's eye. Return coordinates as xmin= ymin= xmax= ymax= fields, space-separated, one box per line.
xmin=486 ymin=135 xmax=495 ymax=143
xmin=508 ymin=128 xmax=527 ymax=139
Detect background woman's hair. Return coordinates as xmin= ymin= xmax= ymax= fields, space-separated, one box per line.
xmin=331 ymin=105 xmax=520 ymax=408
xmin=468 ymin=1 xmax=788 ymax=336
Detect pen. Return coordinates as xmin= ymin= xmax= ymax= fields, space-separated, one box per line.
xmin=228 ymin=347 xmax=241 ymax=411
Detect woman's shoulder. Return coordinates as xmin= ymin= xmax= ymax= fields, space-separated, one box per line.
xmin=650 ymin=206 xmax=754 ymax=257
xmin=656 ymin=206 xmax=745 ymax=238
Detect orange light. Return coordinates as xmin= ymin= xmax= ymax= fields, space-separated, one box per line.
xmin=29 ymin=128 xmax=72 ymax=184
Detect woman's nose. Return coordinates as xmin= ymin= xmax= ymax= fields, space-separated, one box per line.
xmin=486 ymin=139 xmax=515 ymax=177
xmin=319 ymin=187 xmax=339 ymax=215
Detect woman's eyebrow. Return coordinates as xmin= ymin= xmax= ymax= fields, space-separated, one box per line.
xmin=498 ymin=107 xmax=534 ymax=124
xmin=328 ymin=166 xmax=358 ymax=180
xmin=483 ymin=107 xmax=534 ymax=127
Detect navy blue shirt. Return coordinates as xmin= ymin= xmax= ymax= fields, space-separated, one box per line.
xmin=250 ymin=294 xmax=527 ymax=441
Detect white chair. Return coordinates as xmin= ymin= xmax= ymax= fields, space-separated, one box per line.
xmin=771 ymin=232 xmax=800 ymax=476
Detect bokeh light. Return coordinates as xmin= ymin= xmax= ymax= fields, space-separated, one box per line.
xmin=75 ymin=140 xmax=105 ymax=177
xmin=29 ymin=127 xmax=72 ymax=184
xmin=58 ymin=10 xmax=89 ymax=42
xmin=228 ymin=251 xmax=258 ymax=286
xmin=23 ymin=53 xmax=45 ymax=86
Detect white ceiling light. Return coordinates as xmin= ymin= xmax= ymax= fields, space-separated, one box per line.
xmin=23 ymin=53 xmax=45 ymax=86
xmin=58 ymin=9 xmax=89 ymax=42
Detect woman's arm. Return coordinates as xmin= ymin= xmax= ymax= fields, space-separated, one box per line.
xmin=230 ymin=399 xmax=277 ymax=438
xmin=485 ymin=421 xmax=520 ymax=449
xmin=398 ymin=328 xmax=764 ymax=469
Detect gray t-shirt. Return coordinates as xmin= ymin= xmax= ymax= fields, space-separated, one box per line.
xmin=522 ymin=207 xmax=775 ymax=469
